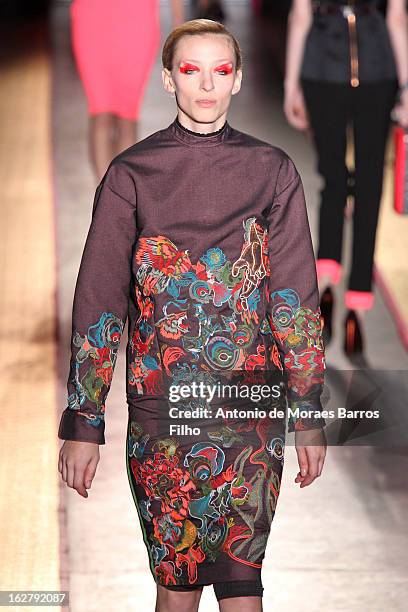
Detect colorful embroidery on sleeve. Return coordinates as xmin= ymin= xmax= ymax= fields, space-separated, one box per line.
xmin=266 ymin=288 xmax=326 ymax=431
xmin=67 ymin=311 xmax=125 ymax=427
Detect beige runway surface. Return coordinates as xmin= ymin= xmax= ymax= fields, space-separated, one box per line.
xmin=0 ymin=18 xmax=66 ymax=612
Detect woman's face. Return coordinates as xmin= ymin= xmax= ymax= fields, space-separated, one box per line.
xmin=163 ymin=33 xmax=242 ymax=124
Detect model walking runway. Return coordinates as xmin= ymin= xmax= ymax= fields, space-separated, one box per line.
xmin=58 ymin=115 xmax=326 ymax=588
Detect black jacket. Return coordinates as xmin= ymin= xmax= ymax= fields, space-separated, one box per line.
xmin=300 ymin=0 xmax=398 ymax=83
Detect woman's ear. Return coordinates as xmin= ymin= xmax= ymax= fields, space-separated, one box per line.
xmin=232 ymin=69 xmax=243 ymax=96
xmin=162 ymin=68 xmax=176 ymax=95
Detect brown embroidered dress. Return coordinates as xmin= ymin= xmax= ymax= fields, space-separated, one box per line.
xmin=58 ymin=116 xmax=326 ymax=588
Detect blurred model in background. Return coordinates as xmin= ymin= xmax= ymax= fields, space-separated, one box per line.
xmin=284 ymin=0 xmax=408 ymax=355
xmin=70 ymin=0 xmax=184 ymax=182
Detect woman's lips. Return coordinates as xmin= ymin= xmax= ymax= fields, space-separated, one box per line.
xmin=196 ymin=100 xmax=216 ymax=107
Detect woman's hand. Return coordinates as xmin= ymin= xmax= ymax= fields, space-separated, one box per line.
xmin=391 ymin=89 xmax=408 ymax=128
xmin=294 ymin=427 xmax=327 ymax=488
xmin=283 ymin=83 xmax=310 ymax=131
xmin=58 ymin=440 xmax=100 ymax=498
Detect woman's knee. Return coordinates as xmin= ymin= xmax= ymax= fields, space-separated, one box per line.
xmin=156 ymin=584 xmax=203 ymax=612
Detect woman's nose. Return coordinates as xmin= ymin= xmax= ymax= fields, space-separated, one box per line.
xmin=199 ymin=74 xmax=215 ymax=90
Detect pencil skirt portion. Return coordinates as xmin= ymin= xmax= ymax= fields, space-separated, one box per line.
xmin=125 ymin=401 xmax=286 ymax=591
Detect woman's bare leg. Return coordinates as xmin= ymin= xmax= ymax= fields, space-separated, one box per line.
xmin=89 ymin=112 xmax=116 ymax=183
xmin=113 ymin=116 xmax=137 ymax=157
xmin=219 ymin=596 xmax=263 ymax=612
xmin=155 ymin=584 xmax=203 ymax=612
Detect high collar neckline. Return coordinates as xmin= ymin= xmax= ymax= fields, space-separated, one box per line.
xmin=170 ymin=116 xmax=231 ymax=147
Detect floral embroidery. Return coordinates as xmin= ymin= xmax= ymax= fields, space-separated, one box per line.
xmin=129 ymin=217 xmax=270 ymax=393
xmin=126 ymin=418 xmax=284 ymax=585
xmin=266 ymin=288 xmax=326 ymax=431
xmin=67 ymin=312 xmax=124 ymax=427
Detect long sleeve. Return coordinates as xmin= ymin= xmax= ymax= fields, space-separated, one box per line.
xmin=58 ymin=160 xmax=138 ymax=444
xmin=266 ymin=153 xmax=326 ymax=433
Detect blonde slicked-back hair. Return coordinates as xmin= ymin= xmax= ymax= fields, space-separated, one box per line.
xmin=162 ymin=19 xmax=243 ymax=73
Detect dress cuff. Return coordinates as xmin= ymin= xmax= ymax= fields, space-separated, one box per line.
xmin=287 ymin=399 xmax=326 ymax=433
xmin=58 ymin=408 xmax=105 ymax=444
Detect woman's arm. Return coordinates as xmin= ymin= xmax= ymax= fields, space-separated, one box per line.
xmin=266 ymin=153 xmax=327 ymax=486
xmin=58 ymin=160 xmax=138 ymax=498
xmin=386 ymin=0 xmax=408 ymax=87
xmin=385 ymin=0 xmax=408 ymax=126
xmin=284 ymin=0 xmax=312 ymax=95
xmin=58 ymin=161 xmax=138 ymax=445
xmin=283 ymin=0 xmax=312 ymax=130
xmin=266 ymin=154 xmax=326 ymax=433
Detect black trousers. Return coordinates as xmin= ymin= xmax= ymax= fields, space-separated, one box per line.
xmin=300 ymin=78 xmax=398 ymax=306
xmin=162 ymin=579 xmax=264 ymax=601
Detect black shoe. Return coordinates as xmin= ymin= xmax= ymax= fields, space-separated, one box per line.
xmin=319 ymin=286 xmax=334 ymax=346
xmin=343 ymin=309 xmax=364 ymax=356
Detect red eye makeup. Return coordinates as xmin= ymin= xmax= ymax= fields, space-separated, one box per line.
xmin=179 ymin=63 xmax=199 ymax=74
xmin=215 ymin=62 xmax=233 ymax=74
xmin=179 ymin=61 xmax=234 ymax=75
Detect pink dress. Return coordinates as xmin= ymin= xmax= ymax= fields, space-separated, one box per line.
xmin=70 ymin=0 xmax=161 ymax=120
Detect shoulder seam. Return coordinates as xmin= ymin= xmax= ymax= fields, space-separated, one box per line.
xmin=107 ymin=185 xmax=136 ymax=207
xmin=274 ymin=154 xmax=300 ymax=200
xmin=274 ymin=173 xmax=300 ymax=200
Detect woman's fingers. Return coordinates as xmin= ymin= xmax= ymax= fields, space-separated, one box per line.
xmin=392 ymin=103 xmax=408 ymax=128
xmin=287 ymin=101 xmax=306 ymax=127
xmin=295 ymin=444 xmax=309 ymax=482
xmin=295 ymin=444 xmax=326 ymax=487
xmin=318 ymin=456 xmax=324 ymax=477
xmin=73 ymin=465 xmax=88 ymax=498
xmin=67 ymin=461 xmax=75 ymax=489
xmin=299 ymin=450 xmax=319 ymax=487
xmin=284 ymin=95 xmax=309 ymax=130
xmin=294 ymin=89 xmax=309 ymax=129
xmin=65 ymin=458 xmax=93 ymax=497
xmin=318 ymin=446 xmax=327 ymax=476
xmin=58 ymin=441 xmax=100 ymax=498
xmin=61 ymin=458 xmax=91 ymax=497
xmin=62 ymin=455 xmax=67 ymax=483
xmin=84 ymin=457 xmax=98 ymax=489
